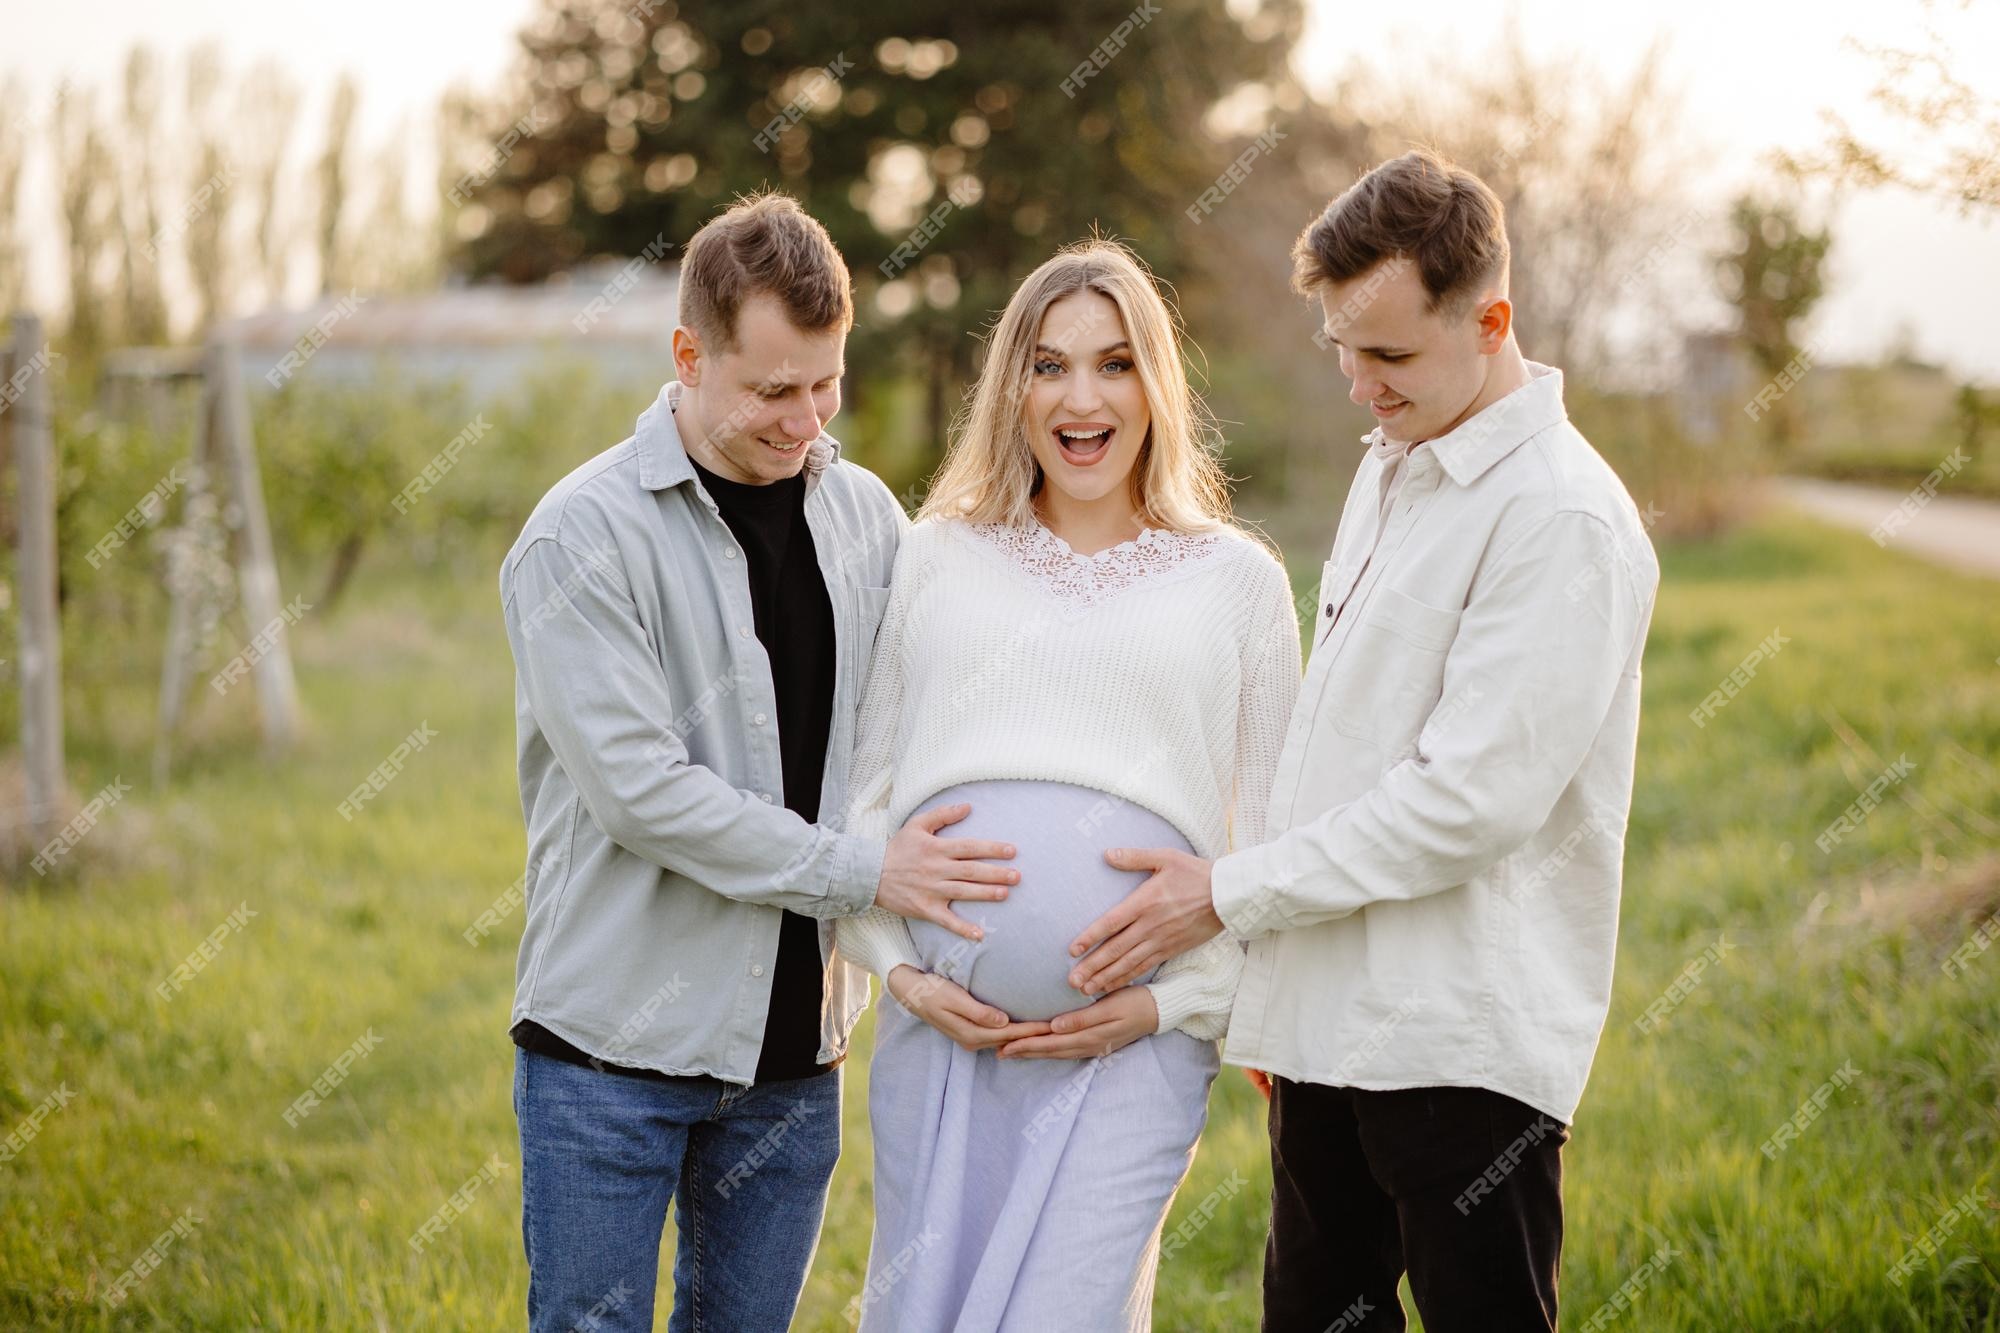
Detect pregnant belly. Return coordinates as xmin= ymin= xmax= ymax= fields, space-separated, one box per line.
xmin=904 ymin=779 xmax=1196 ymax=1022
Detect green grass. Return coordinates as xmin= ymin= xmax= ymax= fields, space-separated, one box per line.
xmin=3 ymin=510 xmax=1997 ymax=1329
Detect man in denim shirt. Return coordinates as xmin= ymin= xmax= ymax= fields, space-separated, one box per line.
xmin=500 ymin=193 xmax=1019 ymax=1332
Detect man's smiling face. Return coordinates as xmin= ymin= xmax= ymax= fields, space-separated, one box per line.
xmin=1319 ymin=256 xmax=1502 ymax=447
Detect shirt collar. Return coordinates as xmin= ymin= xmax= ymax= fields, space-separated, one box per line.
xmin=1358 ymin=361 xmax=1568 ymax=487
xmin=635 ymin=379 xmax=843 ymax=495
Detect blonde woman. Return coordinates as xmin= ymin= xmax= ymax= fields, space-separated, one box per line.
xmin=835 ymin=240 xmax=1302 ymax=1330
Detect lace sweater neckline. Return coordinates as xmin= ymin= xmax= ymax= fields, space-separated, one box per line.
xmin=960 ymin=516 xmax=1232 ymax=610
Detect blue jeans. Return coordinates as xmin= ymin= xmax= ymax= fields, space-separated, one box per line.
xmin=514 ymin=1048 xmax=842 ymax=1332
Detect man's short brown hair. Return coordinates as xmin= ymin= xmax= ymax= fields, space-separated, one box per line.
xmin=1292 ymin=150 xmax=1509 ymax=315
xmin=679 ymin=191 xmax=853 ymax=351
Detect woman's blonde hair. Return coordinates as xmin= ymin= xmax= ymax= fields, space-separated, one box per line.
xmin=919 ymin=239 xmax=1235 ymax=533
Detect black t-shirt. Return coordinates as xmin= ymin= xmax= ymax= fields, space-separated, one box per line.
xmin=511 ymin=457 xmax=841 ymax=1085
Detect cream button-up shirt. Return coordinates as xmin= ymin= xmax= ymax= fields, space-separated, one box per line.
xmin=1211 ymin=362 xmax=1659 ymax=1124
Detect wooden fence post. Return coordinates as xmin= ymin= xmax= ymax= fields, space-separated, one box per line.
xmin=11 ymin=312 xmax=66 ymax=849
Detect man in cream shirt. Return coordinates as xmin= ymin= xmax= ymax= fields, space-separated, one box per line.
xmin=1066 ymin=150 xmax=1660 ymax=1331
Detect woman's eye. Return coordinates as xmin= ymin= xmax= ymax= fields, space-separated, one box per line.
xmin=1379 ymin=354 xmax=1410 ymax=365
xmin=1101 ymin=358 xmax=1131 ymax=374
xmin=1034 ymin=358 xmax=1064 ymax=376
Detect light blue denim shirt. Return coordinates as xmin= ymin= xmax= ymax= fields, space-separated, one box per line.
xmin=499 ymin=380 xmax=908 ymax=1084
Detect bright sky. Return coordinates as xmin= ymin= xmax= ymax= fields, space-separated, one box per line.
xmin=7 ymin=0 xmax=1998 ymax=380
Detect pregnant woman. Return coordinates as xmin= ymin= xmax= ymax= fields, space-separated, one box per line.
xmin=835 ymin=239 xmax=1302 ymax=1330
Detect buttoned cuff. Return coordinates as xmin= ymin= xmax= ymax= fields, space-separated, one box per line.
xmin=828 ymin=832 xmax=888 ymax=917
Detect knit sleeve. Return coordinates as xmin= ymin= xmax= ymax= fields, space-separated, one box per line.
xmin=1231 ymin=550 xmax=1304 ymax=850
xmin=1143 ymin=933 xmax=1246 ymax=1039
xmin=832 ymin=532 xmax=926 ymax=980
xmin=1140 ymin=550 xmax=1302 ymax=1039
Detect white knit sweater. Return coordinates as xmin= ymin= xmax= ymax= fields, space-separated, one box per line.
xmin=834 ymin=514 xmax=1303 ymax=1038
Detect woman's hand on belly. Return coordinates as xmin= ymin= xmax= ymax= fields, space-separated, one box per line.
xmin=886 ymin=964 xmax=1056 ymax=1053
xmin=994 ymin=985 xmax=1159 ymax=1061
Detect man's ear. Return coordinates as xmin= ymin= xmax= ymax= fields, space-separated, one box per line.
xmin=1474 ymin=294 xmax=1513 ymax=355
xmin=671 ymin=326 xmax=702 ymax=387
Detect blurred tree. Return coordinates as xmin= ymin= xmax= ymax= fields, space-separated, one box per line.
xmin=1778 ymin=0 xmax=1998 ymax=213
xmin=1716 ymin=196 xmax=1832 ymax=454
xmin=240 ymin=59 xmax=303 ymax=308
xmin=183 ymin=44 xmax=235 ymax=335
xmin=317 ymin=75 xmax=360 ymax=295
xmin=452 ymin=0 xmax=1303 ymax=460
xmin=117 ymin=48 xmax=170 ymax=345
xmin=0 ymin=76 xmax=29 ymax=316
xmin=55 ymin=84 xmax=119 ymax=359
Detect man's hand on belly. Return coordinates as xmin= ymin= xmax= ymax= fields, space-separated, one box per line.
xmin=1066 ymin=847 xmax=1224 ymax=995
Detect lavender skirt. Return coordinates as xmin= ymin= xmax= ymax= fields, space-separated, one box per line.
xmin=853 ymin=780 xmax=1221 ymax=1332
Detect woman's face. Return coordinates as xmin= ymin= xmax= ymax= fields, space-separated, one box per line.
xmin=1023 ymin=289 xmax=1151 ymax=509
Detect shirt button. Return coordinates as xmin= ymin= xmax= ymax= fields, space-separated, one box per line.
xmin=759 ymin=792 xmax=773 ymax=803
xmin=751 ymin=964 xmax=765 ymax=977
xmin=738 ymin=624 xmax=752 ymax=638
xmin=1324 ymin=603 xmax=1334 ymax=617
xmin=723 ymin=547 xmax=738 ymax=559
xmin=752 ymin=712 xmax=768 ymax=725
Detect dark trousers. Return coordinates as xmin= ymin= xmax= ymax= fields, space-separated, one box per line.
xmin=1262 ymin=1079 xmax=1567 ymax=1333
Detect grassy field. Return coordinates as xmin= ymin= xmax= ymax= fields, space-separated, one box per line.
xmin=3 ymin=507 xmax=1997 ymax=1330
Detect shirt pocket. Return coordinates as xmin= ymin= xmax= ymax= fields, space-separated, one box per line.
xmin=1326 ymin=586 xmax=1463 ymax=750
xmin=851 ymin=583 xmax=892 ymax=678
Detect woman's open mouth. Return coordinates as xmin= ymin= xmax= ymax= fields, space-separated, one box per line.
xmin=1054 ymin=424 xmax=1115 ymax=466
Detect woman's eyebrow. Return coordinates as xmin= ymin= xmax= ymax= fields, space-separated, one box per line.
xmin=1033 ymin=340 xmax=1132 ymax=357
